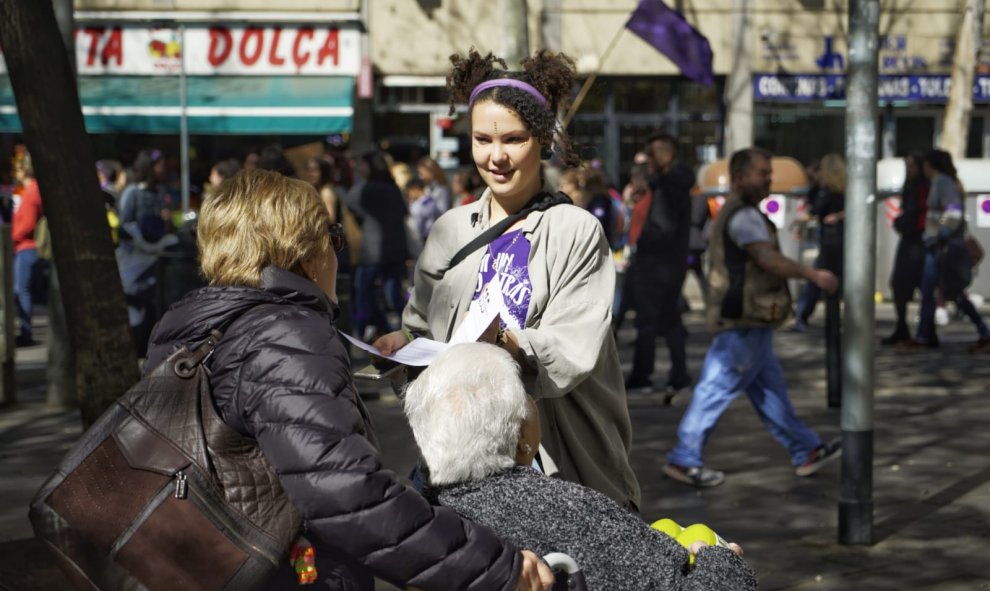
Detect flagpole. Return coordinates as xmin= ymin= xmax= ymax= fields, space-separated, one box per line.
xmin=561 ymin=25 xmax=626 ymax=129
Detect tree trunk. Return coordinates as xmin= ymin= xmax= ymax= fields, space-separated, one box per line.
xmin=45 ymin=0 xmax=78 ymax=410
xmin=0 ymin=0 xmax=139 ymax=426
xmin=46 ymin=264 xmax=77 ymax=409
xmin=940 ymin=0 xmax=985 ymax=159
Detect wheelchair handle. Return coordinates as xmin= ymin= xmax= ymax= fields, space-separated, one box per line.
xmin=543 ymin=552 xmax=586 ymax=591
xmin=543 ymin=553 xmax=579 ymax=574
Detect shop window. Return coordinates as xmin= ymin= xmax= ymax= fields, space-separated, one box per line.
xmin=754 ymin=109 xmax=846 ymax=165
xmin=613 ymin=79 xmax=674 ymax=114
xmin=573 ymin=79 xmax=608 ymax=115
xmin=677 ymin=80 xmax=723 ymax=114
xmin=896 ymin=116 xmax=985 ymax=158
xmin=966 ymin=116 xmax=984 ymax=158
xmin=570 ymin=119 xmax=607 ymax=163
xmin=895 ymin=117 xmax=935 ymax=157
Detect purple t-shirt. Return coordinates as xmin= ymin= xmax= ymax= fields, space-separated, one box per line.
xmin=474 ymin=229 xmax=532 ymax=329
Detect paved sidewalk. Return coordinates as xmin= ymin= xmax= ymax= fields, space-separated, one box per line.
xmin=0 ymin=316 xmax=81 ymax=591
xmin=2 ymin=303 xmax=990 ymax=590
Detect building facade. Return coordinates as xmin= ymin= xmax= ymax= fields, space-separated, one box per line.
xmin=0 ymin=1 xmax=986 ymax=185
xmin=0 ymin=0 xmax=363 ymax=182
xmin=369 ymin=0 xmax=989 ymax=183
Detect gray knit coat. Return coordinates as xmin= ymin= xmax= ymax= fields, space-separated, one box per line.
xmin=436 ymin=467 xmax=757 ymax=590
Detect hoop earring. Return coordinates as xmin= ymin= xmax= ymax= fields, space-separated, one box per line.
xmin=311 ymin=273 xmax=318 ymax=283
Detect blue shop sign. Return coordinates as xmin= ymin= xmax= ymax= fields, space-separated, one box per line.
xmin=754 ymin=74 xmax=990 ymax=102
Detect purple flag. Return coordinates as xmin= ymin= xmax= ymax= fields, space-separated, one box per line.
xmin=625 ymin=0 xmax=714 ymax=86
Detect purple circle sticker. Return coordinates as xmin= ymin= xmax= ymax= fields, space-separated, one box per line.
xmin=765 ymin=199 xmax=780 ymax=214
xmin=981 ymin=198 xmax=990 ymax=214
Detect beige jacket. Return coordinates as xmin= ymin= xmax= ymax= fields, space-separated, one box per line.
xmin=706 ymin=195 xmax=793 ymax=333
xmin=403 ymin=187 xmax=641 ymax=507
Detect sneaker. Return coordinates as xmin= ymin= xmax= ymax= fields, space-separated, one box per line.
xmin=970 ymin=336 xmax=990 ymax=354
xmin=662 ymin=377 xmax=692 ymax=405
xmin=795 ymin=440 xmax=842 ymax=477
xmin=662 ymin=463 xmax=725 ymax=488
xmin=624 ymin=378 xmax=653 ymax=394
xmin=787 ymin=319 xmax=808 ymax=333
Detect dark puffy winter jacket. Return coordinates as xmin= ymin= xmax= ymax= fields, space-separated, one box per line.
xmin=146 ymin=265 xmax=520 ymax=591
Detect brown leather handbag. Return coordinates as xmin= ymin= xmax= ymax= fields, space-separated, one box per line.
xmin=29 ymin=331 xmax=302 ymax=591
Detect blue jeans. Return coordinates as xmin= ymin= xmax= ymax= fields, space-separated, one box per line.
xmin=916 ymin=249 xmax=989 ymax=342
xmin=795 ymin=281 xmax=821 ymax=324
xmin=667 ymin=327 xmax=822 ymax=468
xmin=915 ymin=251 xmax=940 ymax=343
xmin=354 ymin=263 xmax=406 ymax=338
xmin=957 ymin=297 xmax=990 ymax=338
xmin=14 ymin=248 xmax=38 ymax=340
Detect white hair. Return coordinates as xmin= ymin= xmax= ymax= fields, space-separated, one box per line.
xmin=403 ymin=342 xmax=531 ymax=486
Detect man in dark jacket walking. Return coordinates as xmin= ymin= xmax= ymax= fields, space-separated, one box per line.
xmin=625 ymin=133 xmax=693 ymax=400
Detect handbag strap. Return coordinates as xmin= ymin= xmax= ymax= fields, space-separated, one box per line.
xmin=446 ymin=190 xmax=572 ymax=270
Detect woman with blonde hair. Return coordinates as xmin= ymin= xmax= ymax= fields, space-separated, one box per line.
xmin=144 ymin=169 xmax=553 ymax=591
xmin=793 ymin=153 xmax=846 ymax=331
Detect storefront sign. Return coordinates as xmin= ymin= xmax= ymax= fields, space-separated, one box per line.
xmin=0 ymin=25 xmax=360 ymax=76
xmin=754 ymin=74 xmax=990 ymax=102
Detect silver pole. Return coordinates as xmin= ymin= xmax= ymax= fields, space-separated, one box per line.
xmin=840 ymin=0 xmax=879 ymax=546
xmin=179 ymin=24 xmax=190 ymax=215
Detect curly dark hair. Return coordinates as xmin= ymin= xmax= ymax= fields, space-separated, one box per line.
xmin=447 ymin=48 xmax=578 ymax=165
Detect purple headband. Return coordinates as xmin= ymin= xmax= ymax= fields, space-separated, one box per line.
xmin=468 ymin=79 xmax=549 ymax=108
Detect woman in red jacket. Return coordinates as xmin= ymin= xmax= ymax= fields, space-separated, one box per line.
xmin=12 ymin=150 xmax=43 ymax=347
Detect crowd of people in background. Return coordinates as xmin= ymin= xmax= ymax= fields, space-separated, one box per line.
xmin=3 ymin=134 xmax=988 ymax=365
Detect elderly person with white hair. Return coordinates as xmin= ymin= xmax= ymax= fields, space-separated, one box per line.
xmin=404 ymin=343 xmax=757 ymax=591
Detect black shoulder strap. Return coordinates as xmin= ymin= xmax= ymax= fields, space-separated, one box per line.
xmin=446 ymin=191 xmax=572 ymax=271
xmin=178 ymin=303 xmax=271 ymax=378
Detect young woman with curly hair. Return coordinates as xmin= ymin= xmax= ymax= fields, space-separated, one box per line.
xmin=375 ymin=49 xmax=641 ymax=509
